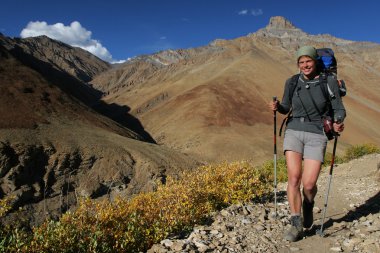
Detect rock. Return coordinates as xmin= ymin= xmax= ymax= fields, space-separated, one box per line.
xmin=332 ymin=221 xmax=346 ymax=229
xmin=147 ymin=244 xmax=167 ymax=253
xmin=330 ymin=246 xmax=343 ymax=252
xmin=220 ymin=210 xmax=230 ymax=217
xmin=242 ymin=205 xmax=251 ymax=215
xmin=254 ymin=224 xmax=266 ymax=231
xmin=160 ymin=239 xmax=173 ymax=248
xmin=171 ymin=241 xmax=185 ymax=251
xmin=193 ymin=240 xmax=208 ymax=252
xmin=258 ymin=212 xmax=267 ymax=222
xmin=241 ymin=218 xmax=251 ymax=225
xmin=210 ymin=229 xmax=219 ymax=235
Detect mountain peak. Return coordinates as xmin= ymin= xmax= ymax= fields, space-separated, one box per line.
xmin=252 ymin=16 xmax=306 ymax=39
xmin=266 ymin=16 xmax=297 ymax=30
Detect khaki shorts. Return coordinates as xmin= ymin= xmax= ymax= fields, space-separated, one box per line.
xmin=283 ymin=129 xmax=328 ymax=163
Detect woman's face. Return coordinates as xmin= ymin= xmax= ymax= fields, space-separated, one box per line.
xmin=298 ymin=56 xmax=317 ymax=78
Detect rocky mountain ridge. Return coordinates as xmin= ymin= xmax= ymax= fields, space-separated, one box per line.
xmin=0 ymin=34 xmax=110 ymax=83
xmin=92 ymin=16 xmax=380 ymax=163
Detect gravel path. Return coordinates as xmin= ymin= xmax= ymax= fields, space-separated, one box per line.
xmin=148 ymin=154 xmax=380 ymax=253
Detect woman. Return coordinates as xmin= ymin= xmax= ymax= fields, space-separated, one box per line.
xmin=268 ymin=46 xmax=346 ymax=242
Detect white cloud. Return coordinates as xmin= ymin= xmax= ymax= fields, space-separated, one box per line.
xmin=160 ymin=36 xmax=167 ymax=40
xmin=112 ymin=59 xmax=127 ymax=64
xmin=20 ymin=21 xmax=115 ymax=62
xmin=238 ymin=9 xmax=249 ymax=15
xmin=251 ymin=9 xmax=263 ymax=16
xmin=238 ymin=8 xmax=263 ymax=16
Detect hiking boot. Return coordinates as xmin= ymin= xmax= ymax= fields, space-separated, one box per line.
xmin=284 ymin=215 xmax=303 ymax=242
xmin=302 ymin=199 xmax=314 ymax=229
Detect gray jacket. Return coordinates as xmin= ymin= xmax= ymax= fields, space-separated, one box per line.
xmin=278 ymin=74 xmax=346 ymax=135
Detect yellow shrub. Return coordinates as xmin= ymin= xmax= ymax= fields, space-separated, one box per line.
xmin=0 ymin=196 xmax=14 ymax=218
xmin=7 ymin=161 xmax=272 ymax=252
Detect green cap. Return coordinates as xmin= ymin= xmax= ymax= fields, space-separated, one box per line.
xmin=296 ymin=46 xmax=318 ymax=61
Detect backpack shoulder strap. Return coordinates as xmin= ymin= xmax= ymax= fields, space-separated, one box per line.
xmin=279 ymin=74 xmax=300 ymax=136
xmin=288 ymin=74 xmax=300 ymax=101
xmin=319 ymin=73 xmax=335 ymax=100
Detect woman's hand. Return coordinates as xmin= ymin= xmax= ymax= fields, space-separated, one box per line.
xmin=268 ymin=100 xmax=279 ymax=112
xmin=333 ymin=122 xmax=344 ymax=132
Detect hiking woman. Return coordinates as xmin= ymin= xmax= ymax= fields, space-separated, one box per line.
xmin=268 ymin=46 xmax=346 ymax=242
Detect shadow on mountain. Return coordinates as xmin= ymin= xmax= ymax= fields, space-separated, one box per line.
xmin=7 ymin=45 xmax=156 ymax=143
xmin=93 ymin=102 xmax=157 ymax=143
xmin=9 ymin=45 xmax=102 ymax=105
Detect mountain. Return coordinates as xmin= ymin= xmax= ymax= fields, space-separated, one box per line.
xmin=0 ymin=34 xmax=110 ymax=83
xmin=0 ymin=33 xmax=156 ymax=141
xmin=0 ymin=37 xmax=200 ymax=226
xmin=91 ymin=16 xmax=380 ymax=163
xmin=0 ymin=34 xmax=108 ymax=107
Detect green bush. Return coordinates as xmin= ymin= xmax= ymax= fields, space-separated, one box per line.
xmin=343 ymin=143 xmax=380 ymax=162
xmin=259 ymin=156 xmax=288 ymax=183
xmin=323 ymin=152 xmax=344 ymax=166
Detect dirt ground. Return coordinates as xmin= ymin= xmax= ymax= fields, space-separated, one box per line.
xmin=279 ymin=153 xmax=380 ymax=252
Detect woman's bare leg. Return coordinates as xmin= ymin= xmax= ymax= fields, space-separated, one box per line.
xmin=302 ymin=159 xmax=322 ymax=202
xmin=285 ymin=151 xmax=303 ymax=214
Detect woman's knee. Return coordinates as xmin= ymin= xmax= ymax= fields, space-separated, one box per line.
xmin=303 ymin=182 xmax=317 ymax=192
xmin=288 ymin=176 xmax=301 ymax=188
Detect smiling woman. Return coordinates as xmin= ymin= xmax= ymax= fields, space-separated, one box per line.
xmin=268 ymin=45 xmax=346 ymax=242
xmin=296 ymin=45 xmax=318 ymax=79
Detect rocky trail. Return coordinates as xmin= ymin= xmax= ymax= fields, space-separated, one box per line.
xmin=148 ymin=154 xmax=380 ymax=253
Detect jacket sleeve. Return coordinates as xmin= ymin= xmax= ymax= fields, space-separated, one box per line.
xmin=327 ymin=75 xmax=346 ymax=122
xmin=277 ymin=78 xmax=292 ymax=115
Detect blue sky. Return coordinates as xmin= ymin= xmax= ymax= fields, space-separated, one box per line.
xmin=1 ymin=0 xmax=379 ymax=63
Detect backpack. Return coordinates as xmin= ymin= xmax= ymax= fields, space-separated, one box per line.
xmin=317 ymin=48 xmax=337 ymax=73
xmin=317 ymin=48 xmax=347 ymax=97
xmin=279 ymin=47 xmax=347 ymax=136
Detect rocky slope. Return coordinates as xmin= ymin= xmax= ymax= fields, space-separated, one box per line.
xmin=149 ymin=154 xmax=380 ymax=253
xmin=0 ymin=39 xmax=200 ymax=226
xmin=91 ymin=16 xmax=380 ymax=163
xmin=0 ymin=34 xmax=110 ymax=83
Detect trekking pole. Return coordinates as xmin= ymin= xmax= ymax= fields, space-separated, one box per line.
xmin=273 ymin=96 xmax=278 ymax=218
xmin=317 ymin=130 xmax=340 ymax=237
